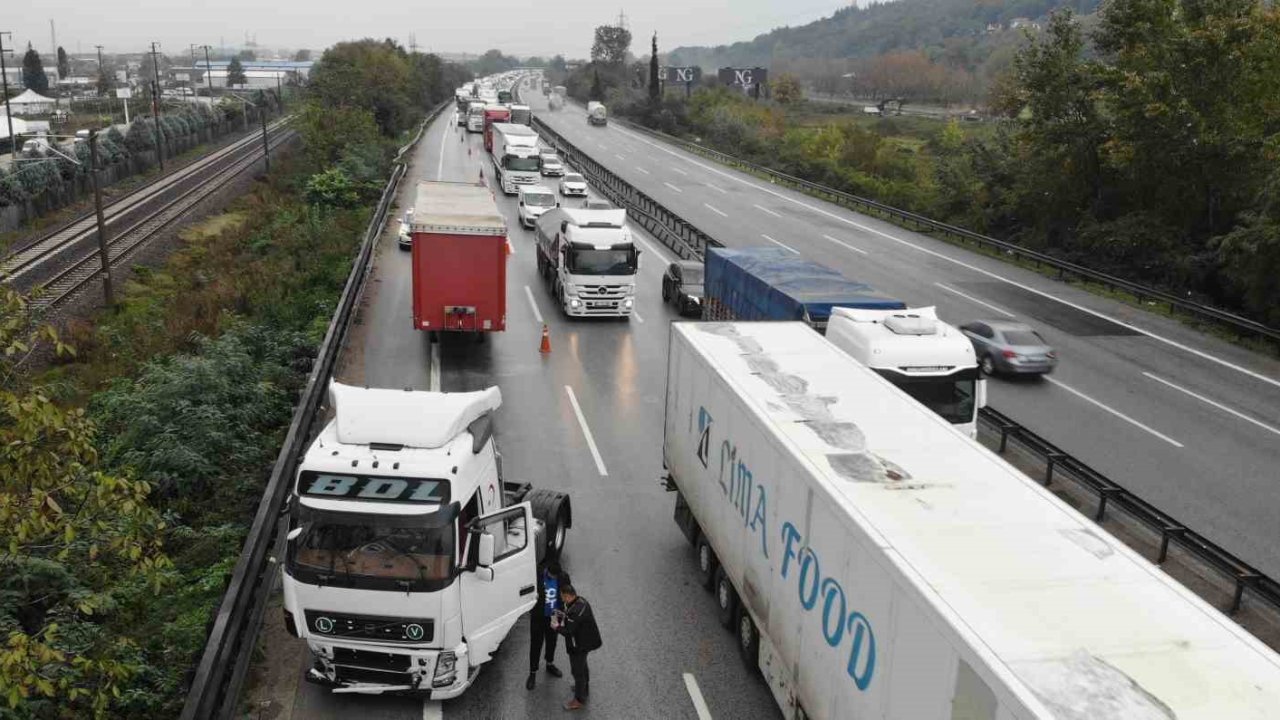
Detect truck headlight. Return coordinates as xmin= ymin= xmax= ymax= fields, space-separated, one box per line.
xmin=569 ymin=298 xmax=582 ymax=309
xmin=624 ymin=298 xmax=634 ymax=308
xmin=433 ymin=651 xmax=457 ymax=688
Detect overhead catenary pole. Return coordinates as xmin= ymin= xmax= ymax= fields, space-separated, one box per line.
xmin=260 ymin=101 xmax=270 ymax=173
xmin=0 ymin=32 xmax=15 ymax=160
xmin=87 ymin=129 xmax=114 ymax=306
xmin=149 ymin=41 xmax=165 ymax=170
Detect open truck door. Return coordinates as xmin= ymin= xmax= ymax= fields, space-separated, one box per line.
xmin=460 ymin=502 xmax=537 ymax=664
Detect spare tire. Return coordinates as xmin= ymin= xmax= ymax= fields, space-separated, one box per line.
xmin=525 ymin=489 xmax=570 ymax=560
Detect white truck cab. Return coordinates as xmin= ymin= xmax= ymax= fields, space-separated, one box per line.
xmin=489 ymin=123 xmax=541 ymax=195
xmin=534 ymin=208 xmax=639 ymax=317
xmin=826 ymin=306 xmax=985 ymax=437
xmin=281 ymin=383 xmax=571 ymax=696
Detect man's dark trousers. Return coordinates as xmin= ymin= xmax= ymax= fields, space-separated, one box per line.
xmin=529 ymin=610 xmax=558 ymax=671
xmin=568 ymin=650 xmax=589 ymax=701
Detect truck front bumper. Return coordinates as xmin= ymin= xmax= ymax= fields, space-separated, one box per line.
xmin=563 ymin=294 xmax=633 ymax=317
xmin=303 ymin=639 xmax=476 ymax=698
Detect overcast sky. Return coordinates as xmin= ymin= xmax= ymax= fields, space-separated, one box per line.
xmin=5 ymin=0 xmax=845 ymax=62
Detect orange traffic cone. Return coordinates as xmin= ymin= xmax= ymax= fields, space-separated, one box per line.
xmin=539 ymin=324 xmax=552 ymax=354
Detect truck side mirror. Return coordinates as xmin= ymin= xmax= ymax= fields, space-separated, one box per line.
xmin=286 ymin=526 xmax=304 ymax=542
xmin=976 ymin=378 xmax=988 ymax=410
xmin=477 ymin=532 xmax=496 ymax=567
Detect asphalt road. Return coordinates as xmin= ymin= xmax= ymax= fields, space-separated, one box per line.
xmin=530 ymin=93 xmax=1280 ymax=582
xmin=281 ymin=105 xmax=782 ymax=719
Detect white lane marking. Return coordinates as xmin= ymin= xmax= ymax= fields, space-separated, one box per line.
xmin=671 ymin=167 xmax=689 ymax=176
xmin=703 ymin=203 xmax=728 ymax=218
xmin=524 ymin=285 xmax=544 ymax=324
xmin=636 ymin=167 xmax=651 ymax=175
xmin=422 ymin=700 xmax=443 ymax=720
xmin=820 ymin=233 xmax=867 ymax=255
xmin=436 ymin=121 xmax=449 ymax=180
xmin=631 ymin=309 xmax=644 ymax=323
xmin=1044 ymin=377 xmax=1184 ymax=448
xmin=429 ymin=342 xmax=441 ymax=392
xmin=762 ymin=234 xmax=799 ymax=254
xmin=707 ymin=184 xmax=728 ymax=194
xmin=615 ymin=153 xmax=627 ymax=161
xmin=608 ymin=123 xmax=1280 ymax=391
xmin=934 ymin=282 xmax=1016 ymax=318
xmin=1143 ymin=372 xmax=1280 ymax=438
xmin=683 ymin=673 xmax=713 ymax=720
xmin=663 ymin=181 xmax=684 ymax=193
xmin=753 ymin=203 xmax=782 ymax=218
xmin=565 ymin=385 xmax=609 ymax=476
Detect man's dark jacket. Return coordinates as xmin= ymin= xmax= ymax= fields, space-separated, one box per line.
xmin=557 ymin=596 xmax=602 ymax=653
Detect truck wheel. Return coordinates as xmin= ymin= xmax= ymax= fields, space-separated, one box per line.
xmin=714 ymin=567 xmax=738 ymax=630
xmin=527 ymin=489 xmax=571 ymax=560
xmin=737 ymin=609 xmax=760 ymax=673
xmin=696 ymin=535 xmax=717 ymax=591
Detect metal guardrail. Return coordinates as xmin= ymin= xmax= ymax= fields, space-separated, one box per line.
xmin=979 ymin=406 xmax=1280 ymax=616
xmin=604 ymin=115 xmax=1280 ymax=345
xmin=539 ymin=115 xmax=1280 ymax=620
xmin=179 ymin=101 xmax=449 ymax=720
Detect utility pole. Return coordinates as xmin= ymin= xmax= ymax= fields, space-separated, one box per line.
xmin=87 ymin=129 xmax=114 ymax=306
xmin=260 ymin=102 xmax=270 ymax=173
xmin=0 ymin=32 xmax=15 ymax=160
xmin=149 ymin=41 xmax=164 ymax=170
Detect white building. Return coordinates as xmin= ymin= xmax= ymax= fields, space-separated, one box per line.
xmin=6 ymin=89 xmax=56 ymax=115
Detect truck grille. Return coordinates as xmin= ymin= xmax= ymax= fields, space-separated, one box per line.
xmin=304 ymin=610 xmax=434 ymax=644
xmin=335 ymin=665 xmax=413 ymax=686
xmin=333 ymin=647 xmax=413 ymax=672
xmin=578 ymin=285 xmax=627 ymax=300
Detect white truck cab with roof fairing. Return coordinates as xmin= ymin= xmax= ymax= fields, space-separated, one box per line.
xmin=281 ymin=383 xmax=571 ymax=696
xmin=534 ymin=208 xmax=639 ymax=317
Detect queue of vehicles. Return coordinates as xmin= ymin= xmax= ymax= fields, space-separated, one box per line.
xmin=291 ymin=70 xmax=1280 ymax=717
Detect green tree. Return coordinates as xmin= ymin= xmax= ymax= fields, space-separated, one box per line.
xmin=307 ymin=39 xmax=416 ymax=137
xmin=237 ymin=49 xmax=256 ymax=61
xmin=771 ymin=73 xmax=803 ymax=104
xmin=590 ymin=69 xmax=604 ymax=101
xmin=649 ymin=33 xmax=660 ymax=101
xmin=591 ymin=24 xmax=632 ymax=66
xmin=293 ymin=48 xmax=311 ymax=61
xmin=21 ymin=45 xmax=48 ymax=94
xmin=226 ymin=57 xmax=247 ymax=87
xmin=96 ymin=71 xmax=112 ymax=97
xmin=0 ymin=286 xmax=170 ymax=718
xmin=56 ymin=47 xmax=69 ymax=80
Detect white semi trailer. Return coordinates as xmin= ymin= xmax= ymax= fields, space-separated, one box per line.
xmin=663 ymin=321 xmax=1280 ymax=720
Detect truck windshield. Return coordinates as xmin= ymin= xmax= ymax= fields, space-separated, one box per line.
xmin=288 ymin=506 xmax=457 ymax=591
xmin=878 ymin=370 xmax=977 ymax=425
xmin=505 ymin=156 xmax=540 ymax=171
xmin=569 ymin=248 xmax=638 ymax=275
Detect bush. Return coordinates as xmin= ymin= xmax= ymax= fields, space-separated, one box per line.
xmin=304 ymin=167 xmax=361 ymax=208
xmin=126 ymin=119 xmax=156 ymax=151
xmin=0 ymin=166 xmax=27 ymax=206
xmin=14 ymin=159 xmax=60 ymax=197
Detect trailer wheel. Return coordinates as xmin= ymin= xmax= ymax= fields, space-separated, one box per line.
xmin=737 ymin=609 xmax=760 ymax=673
xmin=714 ymin=567 xmax=738 ymax=630
xmin=527 ymin=489 xmax=571 ymax=560
xmin=696 ymin=535 xmax=717 ymax=591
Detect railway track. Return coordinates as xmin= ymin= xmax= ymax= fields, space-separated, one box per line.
xmin=24 ymin=124 xmax=296 ymax=312
xmin=2 ymin=118 xmax=292 ymax=289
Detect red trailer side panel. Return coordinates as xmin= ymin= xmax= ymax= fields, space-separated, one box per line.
xmin=409 ymin=181 xmax=508 ymax=333
xmin=483 ymin=106 xmax=510 ymax=153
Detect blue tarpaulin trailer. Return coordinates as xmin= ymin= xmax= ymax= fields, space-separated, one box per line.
xmin=703 ymin=247 xmax=905 ymax=332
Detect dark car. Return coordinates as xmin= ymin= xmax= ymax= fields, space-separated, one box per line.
xmin=662 ymin=261 xmax=704 ymax=317
xmin=959 ymin=320 xmax=1057 ymax=376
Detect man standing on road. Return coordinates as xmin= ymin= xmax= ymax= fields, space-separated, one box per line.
xmin=551 ymin=583 xmax=602 ymax=711
xmin=526 ymin=560 xmax=567 ymax=690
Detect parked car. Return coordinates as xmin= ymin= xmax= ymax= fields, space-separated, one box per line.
xmin=397 ymin=208 xmax=414 ymax=250
xmin=959 ymin=320 xmax=1057 ymax=376
xmin=662 ymin=260 xmax=705 ymax=317
xmin=559 ymin=172 xmax=588 ymax=197
xmin=518 ymin=185 xmax=558 ymax=229
xmin=581 ymin=198 xmax=613 ymax=210
xmin=540 ymin=153 xmax=565 ymax=177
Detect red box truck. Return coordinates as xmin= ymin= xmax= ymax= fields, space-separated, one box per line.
xmin=482 ymin=105 xmax=511 ymax=153
xmin=410 ymin=181 xmax=508 ymax=335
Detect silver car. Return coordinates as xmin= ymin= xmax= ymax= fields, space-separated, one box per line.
xmin=959 ymin=320 xmax=1057 ymax=376
xmin=559 ymin=172 xmax=588 ymax=197
xmin=540 ymin=153 xmax=565 ymax=176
